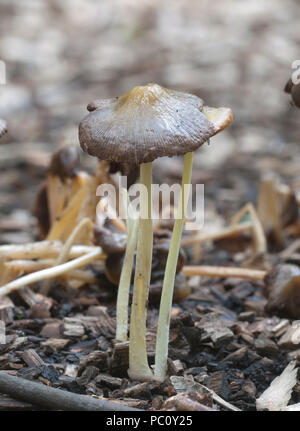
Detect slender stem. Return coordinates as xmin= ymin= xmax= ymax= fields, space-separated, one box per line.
xmin=128 ymin=162 xmax=153 ymax=380
xmin=154 ymin=151 xmax=193 ymax=380
xmin=116 ymin=191 xmax=139 ymax=341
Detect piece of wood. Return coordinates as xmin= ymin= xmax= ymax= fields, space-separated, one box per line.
xmin=0 ymin=296 xmax=14 ymax=324
xmin=21 ymin=350 xmax=45 ymax=367
xmin=0 ymin=371 xmax=140 ymax=411
xmin=0 ymin=394 xmax=36 ymax=411
xmin=183 ymin=265 xmax=266 ymax=280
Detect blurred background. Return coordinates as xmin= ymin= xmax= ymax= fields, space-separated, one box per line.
xmin=0 ymin=0 xmax=299 ymax=243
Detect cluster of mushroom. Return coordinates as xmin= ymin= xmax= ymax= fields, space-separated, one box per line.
xmin=79 ymin=83 xmax=233 ymax=381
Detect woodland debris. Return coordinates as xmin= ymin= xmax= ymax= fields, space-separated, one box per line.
xmin=95 ymin=373 xmax=123 ymax=390
xmin=76 ymin=366 xmax=99 ymax=386
xmin=0 ymin=371 xmax=140 ymax=411
xmin=254 ymin=334 xmax=279 ymax=357
xmin=195 ymin=313 xmax=234 ymax=348
xmin=78 ymin=351 xmax=108 ymax=374
xmin=0 ymin=296 xmax=14 ymax=324
xmin=63 ymin=318 xmax=85 ymax=338
xmin=256 ymin=361 xmax=298 ymax=411
xmin=162 ymin=393 xmax=215 ymax=411
xmin=41 ymin=338 xmax=70 ymax=352
xmin=40 ymin=322 xmax=62 ymax=338
xmin=110 ymin=341 xmax=129 ymax=375
xmin=0 ymin=394 xmax=36 ymax=411
xmin=278 ymin=324 xmax=300 ymax=349
xmin=183 ymin=265 xmax=266 ymax=280
xmin=170 ymin=375 xmax=240 ymax=411
xmin=21 ymin=350 xmax=45 ymax=367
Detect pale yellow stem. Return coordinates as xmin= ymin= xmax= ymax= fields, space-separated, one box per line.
xmin=154 ymin=151 xmax=193 ymax=380
xmin=128 ymin=162 xmax=154 ymax=381
xmin=116 ymin=190 xmax=139 ymax=341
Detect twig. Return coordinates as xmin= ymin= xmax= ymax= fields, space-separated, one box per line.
xmin=232 ymin=203 xmax=267 ymax=254
xmin=0 ymin=248 xmax=103 ymax=297
xmin=183 ymin=265 xmax=266 ymax=280
xmin=5 ymin=260 xmax=97 ymax=283
xmin=181 ymin=222 xmax=253 ymax=247
xmin=0 ymin=371 xmax=140 ymax=411
xmin=41 ymin=217 xmax=94 ymax=295
xmin=0 ymin=241 xmax=105 ymax=260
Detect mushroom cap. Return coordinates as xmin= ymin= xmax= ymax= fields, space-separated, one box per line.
xmin=79 ymin=83 xmax=233 ymax=164
xmin=48 ymin=145 xmax=80 ymax=181
xmin=284 ymin=78 xmax=300 ymax=109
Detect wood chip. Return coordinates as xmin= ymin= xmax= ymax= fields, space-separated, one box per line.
xmin=40 ymin=322 xmax=62 ymax=338
xmin=278 ymin=323 xmax=300 ymax=349
xmin=256 ymin=361 xmax=298 ymax=411
xmin=63 ymin=317 xmax=85 ymax=337
xmin=41 ymin=338 xmax=70 ymax=352
xmin=79 ymin=351 xmax=108 ymax=373
xmin=162 ymin=393 xmax=215 ymax=411
xmin=95 ymin=373 xmax=123 ymax=390
xmin=110 ymin=341 xmax=129 ymax=374
xmin=21 ymin=349 xmax=45 ymax=367
xmin=0 ymin=296 xmax=14 ymax=324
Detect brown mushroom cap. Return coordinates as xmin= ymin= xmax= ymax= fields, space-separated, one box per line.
xmin=284 ymin=78 xmax=300 ymax=109
xmin=48 ymin=145 xmax=80 ymax=181
xmin=79 ymin=83 xmax=233 ymax=164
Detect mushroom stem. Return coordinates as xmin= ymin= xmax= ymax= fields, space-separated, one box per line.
xmin=128 ymin=162 xmax=154 ymax=380
xmin=116 ymin=191 xmax=139 ymax=342
xmin=154 ymin=151 xmax=193 ymax=380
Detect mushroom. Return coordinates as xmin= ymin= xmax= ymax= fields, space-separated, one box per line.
xmin=264 ymin=264 xmax=300 ymax=319
xmin=46 ymin=145 xmax=80 ymax=227
xmin=285 ymin=79 xmax=300 ymax=109
xmin=79 ymin=83 xmax=233 ymax=381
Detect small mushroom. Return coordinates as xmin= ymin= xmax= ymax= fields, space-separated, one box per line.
xmin=79 ymin=83 xmax=233 ymax=381
xmin=285 ymin=79 xmax=300 ymax=109
xmin=46 ymin=145 xmax=80 ymax=227
xmin=264 ymin=264 xmax=300 ymax=318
